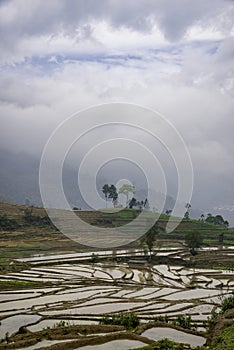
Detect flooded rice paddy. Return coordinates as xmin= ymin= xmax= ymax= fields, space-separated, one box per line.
xmin=76 ymin=339 xmax=147 ymax=349
xmin=142 ymin=327 xmax=206 ymax=347
xmin=0 ymin=250 xmax=234 ymax=349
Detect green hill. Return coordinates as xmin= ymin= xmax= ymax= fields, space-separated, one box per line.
xmin=0 ymin=202 xmax=233 ymax=259
xmin=76 ymin=209 xmax=234 ymax=246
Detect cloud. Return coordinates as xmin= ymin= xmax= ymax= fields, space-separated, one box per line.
xmin=0 ymin=0 xmax=233 ymax=223
xmin=155 ymin=0 xmax=233 ymax=41
xmin=0 ymin=0 xmax=233 ymax=63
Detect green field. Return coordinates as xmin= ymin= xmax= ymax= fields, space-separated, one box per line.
xmin=0 ymin=202 xmax=233 ymax=260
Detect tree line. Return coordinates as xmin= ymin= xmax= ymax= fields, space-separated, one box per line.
xmin=102 ymin=183 xmax=149 ymax=210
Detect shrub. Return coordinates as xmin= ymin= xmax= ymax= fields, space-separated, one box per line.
xmin=1 ymin=332 xmax=9 ymax=343
xmin=207 ymin=310 xmax=218 ymax=328
xmin=100 ymin=312 xmax=139 ymax=329
xmin=154 ymin=315 xmax=169 ymax=323
xmin=53 ymin=320 xmax=70 ymax=328
xmin=0 ymin=215 xmax=19 ymax=231
xmin=185 ymin=231 xmax=203 ymax=255
xmin=173 ymin=315 xmax=192 ymax=329
xmin=23 ymin=207 xmax=33 ymax=222
xmin=23 ymin=210 xmax=57 ymax=230
xmin=90 ymin=253 xmax=100 ymax=263
xmin=220 ymin=295 xmax=234 ymax=313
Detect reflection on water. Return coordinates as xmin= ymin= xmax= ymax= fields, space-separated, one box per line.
xmin=142 ymin=327 xmax=206 ymax=347
xmin=0 ymin=314 xmax=41 ymax=338
xmin=20 ymin=339 xmax=76 ymax=350
xmin=0 ymin=292 xmax=41 ymax=302
xmin=165 ymin=288 xmax=227 ymax=300
xmin=77 ymin=339 xmax=146 ymax=350
xmin=0 ymin=258 xmax=233 ymax=343
xmin=42 ymin=302 xmax=146 ymax=316
xmin=28 ymin=319 xmax=98 ymax=332
xmin=0 ymin=290 xmax=99 ymax=312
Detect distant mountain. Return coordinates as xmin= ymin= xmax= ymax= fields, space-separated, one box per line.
xmin=0 ymin=148 xmax=200 ymax=215
xmin=1 ymin=148 xmax=232 ymax=225
xmin=0 ymin=149 xmax=41 ymax=205
xmin=0 ymin=149 xmax=86 ymax=208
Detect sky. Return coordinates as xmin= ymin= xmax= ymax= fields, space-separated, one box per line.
xmin=0 ymin=0 xmax=234 ymax=222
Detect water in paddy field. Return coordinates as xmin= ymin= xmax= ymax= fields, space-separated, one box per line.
xmin=142 ymin=327 xmax=206 ymax=347
xmin=0 ymin=249 xmax=233 ymax=347
xmin=76 ymin=339 xmax=147 ymax=349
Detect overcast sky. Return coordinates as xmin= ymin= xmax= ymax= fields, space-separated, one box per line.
xmin=0 ymin=0 xmax=234 ymax=220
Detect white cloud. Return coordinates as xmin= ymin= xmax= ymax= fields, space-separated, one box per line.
xmin=0 ymin=0 xmax=233 ymax=63
xmin=0 ymin=0 xmax=233 ymax=221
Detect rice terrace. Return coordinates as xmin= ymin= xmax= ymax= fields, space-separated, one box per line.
xmin=0 ymin=1 xmax=234 ymax=349
xmin=0 ymin=202 xmax=233 ymax=350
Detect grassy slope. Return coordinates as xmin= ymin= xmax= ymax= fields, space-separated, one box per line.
xmin=0 ymin=202 xmax=233 ymax=259
xmin=0 ymin=202 xmax=87 ymax=258
xmin=78 ymin=208 xmax=234 ymax=245
xmin=210 ymin=323 xmax=234 ymax=350
xmin=0 ymin=203 xmax=233 ymax=349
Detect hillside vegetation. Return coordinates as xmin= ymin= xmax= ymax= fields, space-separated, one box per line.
xmin=0 ymin=202 xmax=233 ymax=260
xmin=77 ymin=209 xmax=234 ymax=246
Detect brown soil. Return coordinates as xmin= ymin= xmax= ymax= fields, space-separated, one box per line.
xmin=0 ymin=324 xmax=153 ymax=350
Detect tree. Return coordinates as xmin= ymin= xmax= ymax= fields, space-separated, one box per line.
xmin=118 ymin=184 xmax=135 ymax=207
xmin=145 ymin=230 xmax=155 ymax=256
xmin=144 ymin=198 xmax=150 ymax=210
xmin=102 ymin=184 xmax=110 ymax=208
xmin=24 ymin=207 xmax=33 ymax=223
xmin=0 ymin=215 xmax=19 ymax=231
xmin=200 ymin=214 xmax=205 ymax=221
xmin=166 ymin=209 xmax=172 ymax=215
xmin=219 ymin=233 xmax=224 ymax=243
xmin=205 ymin=213 xmax=229 ymax=227
xmin=205 ymin=213 xmax=214 ymax=224
xmin=214 ymin=215 xmax=225 ymax=226
xmin=214 ymin=215 xmax=229 ymax=227
xmin=108 ymin=185 xmax=118 ymax=207
xmin=129 ymin=197 xmax=137 ymax=209
xmin=185 ymin=231 xmax=203 ymax=255
xmin=139 ymin=200 xmax=144 ymax=211
xmin=184 ymin=203 xmax=191 ymax=219
xmin=141 ymin=223 xmax=159 ymax=258
xmin=224 ymin=220 xmax=229 ymax=228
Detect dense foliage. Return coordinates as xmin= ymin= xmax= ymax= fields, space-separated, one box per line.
xmin=220 ymin=295 xmax=234 ymax=314
xmin=211 ymin=323 xmax=234 ymax=350
xmin=172 ymin=315 xmax=192 ymax=329
xmin=185 ymin=230 xmax=203 ymax=255
xmin=154 ymin=314 xmax=193 ymax=330
xmin=0 ymin=214 xmax=19 ymax=231
xmin=205 ymin=213 xmax=229 ymax=227
xmin=100 ymin=312 xmax=139 ymax=329
xmin=21 ymin=207 xmax=57 ymax=230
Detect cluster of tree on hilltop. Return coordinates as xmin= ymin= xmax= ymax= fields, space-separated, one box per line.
xmin=102 ymin=183 xmax=149 ymax=210
xmin=203 ymin=213 xmax=229 ymax=227
xmin=165 ymin=202 xmax=229 ymax=228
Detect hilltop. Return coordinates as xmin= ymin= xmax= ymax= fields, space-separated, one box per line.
xmin=76 ymin=208 xmax=234 ymax=245
xmin=0 ymin=202 xmax=233 ymax=264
